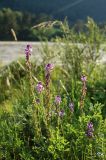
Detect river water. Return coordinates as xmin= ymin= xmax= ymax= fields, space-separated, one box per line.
xmin=0 ymin=41 xmax=106 ymax=66
xmin=0 ymin=42 xmax=44 ymax=66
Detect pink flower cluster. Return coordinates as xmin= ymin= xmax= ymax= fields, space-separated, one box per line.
xmin=25 ymin=44 xmax=32 ymax=61
xmin=69 ymin=102 xmax=74 ymax=112
xmin=59 ymin=110 xmax=65 ymax=117
xmin=81 ymin=75 xmax=87 ymax=82
xmin=55 ymin=95 xmax=61 ymax=105
xmin=86 ymin=122 xmax=94 ymax=138
xmin=45 ymin=63 xmax=54 ymax=87
xmin=45 ymin=63 xmax=54 ymax=73
xmin=36 ymin=82 xmax=44 ymax=93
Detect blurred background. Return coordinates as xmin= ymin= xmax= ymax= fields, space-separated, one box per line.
xmin=0 ymin=0 xmax=106 ymax=41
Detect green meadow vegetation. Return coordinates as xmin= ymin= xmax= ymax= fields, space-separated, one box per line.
xmin=0 ymin=19 xmax=106 ymax=160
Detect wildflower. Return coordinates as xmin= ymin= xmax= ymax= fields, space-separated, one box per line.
xmin=45 ymin=63 xmax=54 ymax=87
xmin=81 ymin=75 xmax=87 ymax=82
xmin=45 ymin=63 xmax=54 ymax=73
xmin=69 ymin=102 xmax=74 ymax=112
xmin=86 ymin=122 xmax=94 ymax=138
xmin=80 ymin=75 xmax=87 ymax=108
xmin=87 ymin=122 xmax=94 ymax=130
xmin=55 ymin=95 xmax=61 ymax=105
xmin=45 ymin=72 xmax=50 ymax=87
xmin=87 ymin=131 xmax=93 ymax=137
xmin=36 ymin=98 xmax=40 ymax=104
xmin=59 ymin=110 xmax=65 ymax=117
xmin=36 ymin=82 xmax=44 ymax=93
xmin=25 ymin=44 xmax=32 ymax=61
xmin=45 ymin=63 xmax=54 ymax=121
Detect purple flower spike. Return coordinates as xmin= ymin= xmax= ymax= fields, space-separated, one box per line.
xmin=55 ymin=95 xmax=61 ymax=105
xmin=45 ymin=63 xmax=54 ymax=72
xmin=25 ymin=44 xmax=32 ymax=61
xmin=59 ymin=110 xmax=65 ymax=117
xmin=36 ymin=82 xmax=44 ymax=93
xmin=87 ymin=131 xmax=93 ymax=137
xmin=69 ymin=102 xmax=74 ymax=112
xmin=86 ymin=122 xmax=94 ymax=138
xmin=81 ymin=75 xmax=87 ymax=82
xmin=87 ymin=122 xmax=93 ymax=129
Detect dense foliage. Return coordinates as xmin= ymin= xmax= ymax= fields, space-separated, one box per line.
xmin=0 ymin=8 xmax=57 ymax=41
xmin=1 ymin=7 xmax=106 ymax=41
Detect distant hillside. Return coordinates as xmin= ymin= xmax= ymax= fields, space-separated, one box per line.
xmin=0 ymin=0 xmax=106 ymax=22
